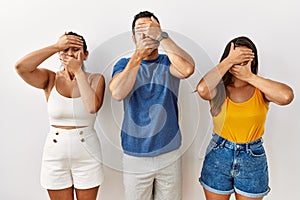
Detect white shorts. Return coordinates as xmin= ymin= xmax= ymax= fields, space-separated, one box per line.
xmin=41 ymin=127 xmax=104 ymax=190
xmin=123 ymin=150 xmax=182 ymax=200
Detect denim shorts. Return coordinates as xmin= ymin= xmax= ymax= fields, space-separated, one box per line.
xmin=199 ymin=134 xmax=270 ymax=198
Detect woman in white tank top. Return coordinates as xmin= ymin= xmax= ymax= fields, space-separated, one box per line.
xmin=15 ymin=32 xmax=105 ymax=200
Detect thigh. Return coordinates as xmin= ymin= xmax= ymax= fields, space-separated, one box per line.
xmin=47 ymin=187 xmax=74 ymax=200
xmin=71 ymin=130 xmax=104 ymax=189
xmin=200 ymin=142 xmax=234 ymax=195
xmin=154 ymin=157 xmax=182 ymax=200
xmin=41 ymin=130 xmax=73 ymax=189
xmin=204 ymin=188 xmax=231 ymax=200
xmin=235 ymin=192 xmax=263 ymax=200
xmin=75 ymin=186 xmax=99 ymax=200
xmin=123 ymin=171 xmax=155 ymax=200
xmin=234 ymin=146 xmax=269 ymax=198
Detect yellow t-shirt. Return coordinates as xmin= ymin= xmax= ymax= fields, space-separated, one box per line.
xmin=213 ymin=88 xmax=269 ymax=143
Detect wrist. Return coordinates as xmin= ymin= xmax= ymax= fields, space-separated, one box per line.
xmin=74 ymin=67 xmax=84 ymax=77
xmin=222 ymin=57 xmax=234 ymax=69
xmin=247 ymin=73 xmax=257 ymax=84
xmin=156 ymin=31 xmax=169 ymax=42
xmin=133 ymin=51 xmax=144 ymax=62
xmin=51 ymin=44 xmax=61 ymax=52
xmin=155 ymin=30 xmax=162 ymax=40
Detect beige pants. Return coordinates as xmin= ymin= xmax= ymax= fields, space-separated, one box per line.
xmin=123 ymin=150 xmax=182 ymax=200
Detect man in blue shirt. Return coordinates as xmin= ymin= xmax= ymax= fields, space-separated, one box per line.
xmin=109 ymin=11 xmax=195 ymax=200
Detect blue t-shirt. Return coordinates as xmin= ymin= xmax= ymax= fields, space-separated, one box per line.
xmin=112 ymin=54 xmax=181 ymax=157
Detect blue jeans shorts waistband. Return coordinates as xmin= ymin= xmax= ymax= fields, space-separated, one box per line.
xmin=211 ymin=133 xmax=263 ymax=152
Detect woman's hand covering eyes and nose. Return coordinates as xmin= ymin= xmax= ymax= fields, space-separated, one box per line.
xmin=56 ymin=33 xmax=83 ymax=52
xmin=226 ymin=43 xmax=254 ymax=66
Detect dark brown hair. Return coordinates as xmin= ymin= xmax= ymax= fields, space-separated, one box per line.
xmin=211 ymin=36 xmax=258 ymax=116
xmin=66 ymin=31 xmax=87 ymax=53
xmin=131 ymin=11 xmax=159 ymax=35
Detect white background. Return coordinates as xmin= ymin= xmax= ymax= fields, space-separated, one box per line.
xmin=0 ymin=0 xmax=299 ymax=199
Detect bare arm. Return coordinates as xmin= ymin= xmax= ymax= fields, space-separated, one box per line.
xmin=249 ymin=75 xmax=294 ymax=105
xmin=109 ymin=53 xmax=142 ymax=101
xmin=109 ymin=36 xmax=159 ymax=101
xmin=197 ymin=59 xmax=232 ymax=100
xmin=76 ymin=71 xmax=105 ymax=113
xmin=15 ymin=33 xmax=83 ymax=90
xmin=197 ymin=43 xmax=255 ymax=100
xmin=15 ymin=45 xmax=58 ymax=89
xmin=160 ymin=37 xmax=195 ymax=79
xmin=60 ymin=51 xmax=105 ymax=114
xmin=136 ymin=17 xmax=195 ymax=79
xmin=230 ymin=61 xmax=294 ymax=105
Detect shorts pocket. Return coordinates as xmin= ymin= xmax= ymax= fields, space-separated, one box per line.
xmin=248 ymin=144 xmax=266 ymax=157
xmin=80 ymin=132 xmax=102 ymax=162
xmin=205 ymin=139 xmax=219 ymax=156
xmin=42 ymin=132 xmax=62 ymax=160
xmin=43 ymin=133 xmax=57 ymax=150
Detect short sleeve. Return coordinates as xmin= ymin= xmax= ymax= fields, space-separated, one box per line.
xmin=161 ymin=54 xmax=171 ymax=67
xmin=112 ymin=58 xmax=129 ymax=78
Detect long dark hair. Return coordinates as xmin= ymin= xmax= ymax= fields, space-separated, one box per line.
xmin=211 ymin=36 xmax=258 ymax=116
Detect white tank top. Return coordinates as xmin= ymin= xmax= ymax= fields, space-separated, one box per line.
xmin=47 ymin=78 xmax=96 ymax=127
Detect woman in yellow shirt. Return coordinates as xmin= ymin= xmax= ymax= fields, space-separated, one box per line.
xmin=197 ymin=36 xmax=294 ymax=200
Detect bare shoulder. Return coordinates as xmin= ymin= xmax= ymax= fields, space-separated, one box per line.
xmin=87 ymin=72 xmax=105 ymax=85
xmin=87 ymin=72 xmax=104 ymax=80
